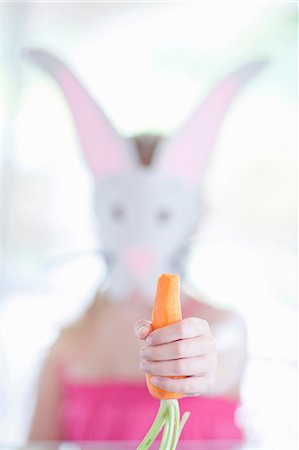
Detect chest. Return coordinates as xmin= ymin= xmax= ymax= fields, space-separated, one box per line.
xmin=67 ymin=305 xmax=149 ymax=380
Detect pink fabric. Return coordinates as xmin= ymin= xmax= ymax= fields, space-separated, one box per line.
xmin=60 ymin=380 xmax=244 ymax=441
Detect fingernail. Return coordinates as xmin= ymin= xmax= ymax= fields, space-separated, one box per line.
xmin=145 ymin=335 xmax=153 ymax=345
xmin=140 ymin=361 xmax=150 ymax=373
xmin=151 ymin=377 xmax=159 ymax=386
xmin=136 ymin=325 xmax=147 ymax=337
xmin=140 ymin=346 xmax=147 ymax=358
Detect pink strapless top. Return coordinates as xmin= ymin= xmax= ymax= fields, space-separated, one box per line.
xmin=60 ymin=380 xmax=244 ymax=441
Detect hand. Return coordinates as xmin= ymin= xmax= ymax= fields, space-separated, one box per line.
xmin=134 ymin=317 xmax=217 ymax=396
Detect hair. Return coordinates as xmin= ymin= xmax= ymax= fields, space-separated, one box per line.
xmin=132 ymin=134 xmax=162 ymax=166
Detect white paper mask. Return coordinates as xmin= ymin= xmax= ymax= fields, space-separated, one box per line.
xmin=26 ymin=49 xmax=266 ymax=301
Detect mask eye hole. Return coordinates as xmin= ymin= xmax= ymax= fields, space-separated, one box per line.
xmin=111 ymin=205 xmax=125 ymax=221
xmin=157 ymin=209 xmax=171 ymax=223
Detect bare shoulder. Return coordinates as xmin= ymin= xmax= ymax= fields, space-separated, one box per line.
xmin=45 ymin=312 xmax=93 ymax=365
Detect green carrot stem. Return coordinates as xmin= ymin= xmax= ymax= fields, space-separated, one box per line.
xmin=137 ymin=400 xmax=168 ymax=450
xmin=171 ymin=411 xmax=191 ymax=450
xmin=159 ymin=400 xmax=174 ymax=450
xmin=179 ymin=412 xmax=191 ymax=434
xmin=136 ymin=399 xmax=190 ymax=450
xmin=159 ymin=410 xmax=170 ymax=449
xmin=169 ymin=400 xmax=180 ymax=450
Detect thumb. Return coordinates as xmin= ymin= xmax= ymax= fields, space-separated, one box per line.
xmin=134 ymin=319 xmax=152 ymax=340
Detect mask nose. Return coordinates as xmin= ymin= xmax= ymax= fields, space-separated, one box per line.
xmin=122 ymin=246 xmax=157 ymax=277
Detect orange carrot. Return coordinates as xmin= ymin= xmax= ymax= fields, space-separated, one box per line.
xmin=137 ymin=274 xmax=190 ymax=450
xmin=146 ymin=273 xmax=184 ymax=400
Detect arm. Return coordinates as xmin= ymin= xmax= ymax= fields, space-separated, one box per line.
xmin=28 ymin=347 xmax=62 ymax=441
xmin=134 ymin=310 xmax=247 ymax=398
xmin=209 ymin=311 xmax=247 ymax=396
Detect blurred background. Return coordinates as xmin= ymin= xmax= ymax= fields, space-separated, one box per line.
xmin=2 ymin=1 xmax=297 ymax=448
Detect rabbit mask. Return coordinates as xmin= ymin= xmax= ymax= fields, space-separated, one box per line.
xmin=26 ymin=49 xmax=265 ymax=301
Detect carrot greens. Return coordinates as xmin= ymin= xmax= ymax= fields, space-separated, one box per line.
xmin=137 ymin=399 xmax=190 ymax=450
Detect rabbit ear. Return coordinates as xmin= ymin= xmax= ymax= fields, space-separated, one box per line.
xmin=153 ymin=60 xmax=267 ymax=184
xmin=25 ymin=48 xmax=135 ymax=178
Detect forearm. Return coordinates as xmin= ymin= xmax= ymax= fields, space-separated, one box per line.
xmin=209 ymin=315 xmax=247 ymax=397
xmin=209 ymin=346 xmax=246 ymax=396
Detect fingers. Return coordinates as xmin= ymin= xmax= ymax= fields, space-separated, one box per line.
xmin=134 ymin=319 xmax=152 ymax=340
xmin=150 ymin=375 xmax=212 ymax=395
xmin=145 ymin=317 xmax=210 ymax=346
xmin=140 ymin=336 xmax=215 ymax=361
xmin=136 ymin=316 xmax=217 ymax=395
xmin=140 ymin=355 xmax=216 ymax=377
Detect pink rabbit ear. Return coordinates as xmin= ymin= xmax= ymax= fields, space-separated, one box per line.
xmin=25 ymin=48 xmax=135 ymax=178
xmin=153 ymin=60 xmax=267 ymax=184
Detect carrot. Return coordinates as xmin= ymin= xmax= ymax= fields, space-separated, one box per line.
xmin=146 ymin=273 xmax=184 ymax=400
xmin=137 ymin=273 xmax=190 ymax=450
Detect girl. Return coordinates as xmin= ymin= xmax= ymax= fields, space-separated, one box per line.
xmin=26 ymin=50 xmax=264 ymax=442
